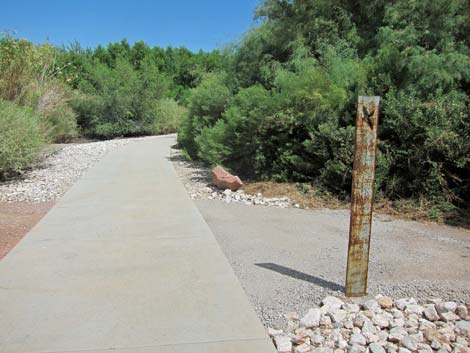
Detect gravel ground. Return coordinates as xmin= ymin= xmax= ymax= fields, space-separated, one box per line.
xmin=0 ymin=138 xmax=145 ymax=203
xmin=171 ymin=148 xmax=470 ymax=330
xmin=171 ymin=147 xmax=293 ymax=208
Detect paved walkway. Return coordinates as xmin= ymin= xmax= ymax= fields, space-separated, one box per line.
xmin=0 ymin=136 xmax=275 ymax=353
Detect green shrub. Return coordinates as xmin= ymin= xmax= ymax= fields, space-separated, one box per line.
xmin=0 ymin=101 xmax=44 ymax=178
xmin=0 ymin=35 xmax=78 ymax=142
xmin=22 ymin=81 xmax=78 ymax=142
xmin=178 ymin=72 xmax=232 ymax=156
xmin=380 ymin=90 xmax=470 ymax=204
xmin=148 ymin=98 xmax=187 ymax=134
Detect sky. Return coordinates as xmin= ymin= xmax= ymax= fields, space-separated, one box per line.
xmin=1 ymin=0 xmax=261 ymax=52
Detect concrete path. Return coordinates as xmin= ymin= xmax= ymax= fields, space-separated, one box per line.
xmin=0 ymin=136 xmax=275 ymax=353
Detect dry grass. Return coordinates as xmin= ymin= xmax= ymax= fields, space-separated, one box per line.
xmin=242 ymin=181 xmax=347 ymax=210
xmin=242 ymin=181 xmax=470 ymax=229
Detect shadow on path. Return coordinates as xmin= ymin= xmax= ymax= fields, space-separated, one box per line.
xmin=255 ymin=262 xmax=344 ymax=292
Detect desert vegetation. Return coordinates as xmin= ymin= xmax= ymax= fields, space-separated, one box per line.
xmin=1 ymin=0 xmax=469 ymax=222
xmin=0 ymin=33 xmax=224 ymax=176
xmin=178 ymin=0 xmax=470 ymax=222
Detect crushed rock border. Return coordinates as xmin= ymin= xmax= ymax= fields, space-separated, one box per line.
xmin=270 ymin=295 xmax=470 ymax=353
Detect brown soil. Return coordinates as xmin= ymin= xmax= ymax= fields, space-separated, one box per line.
xmin=243 ymin=181 xmax=470 ymax=229
xmin=0 ymin=201 xmax=54 ymax=260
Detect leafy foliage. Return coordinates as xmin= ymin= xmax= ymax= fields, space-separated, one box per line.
xmin=178 ymin=0 xmax=470 ymax=218
xmin=0 ymin=101 xmax=44 ymax=178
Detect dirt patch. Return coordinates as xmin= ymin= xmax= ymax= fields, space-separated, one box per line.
xmin=242 ymin=181 xmax=346 ymax=210
xmin=0 ymin=201 xmax=54 ymax=259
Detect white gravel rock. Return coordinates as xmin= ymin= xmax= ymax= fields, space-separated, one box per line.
xmin=405 ymin=305 xmax=424 ymax=316
xmin=301 ymin=309 xmax=322 ymax=328
xmin=370 ymin=343 xmax=387 ymax=353
xmin=436 ymin=302 xmax=458 ymax=314
xmin=363 ymin=300 xmax=380 ymax=312
xmin=400 ymin=335 xmax=419 ymax=352
xmin=0 ymin=138 xmax=131 ymax=202
xmin=295 ymin=343 xmax=314 ymax=353
xmin=396 ymin=299 xmax=418 ymax=311
xmin=350 ymin=333 xmax=367 ymax=346
xmin=349 ymin=344 xmax=366 ymax=353
xmin=323 ymin=297 xmax=345 ymax=311
xmin=423 ymin=305 xmax=440 ymax=322
xmin=271 ymin=295 xmax=469 ymax=353
xmin=274 ymin=335 xmax=293 ymax=353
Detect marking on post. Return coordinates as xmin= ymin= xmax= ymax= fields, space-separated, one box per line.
xmin=345 ymin=96 xmax=380 ymax=297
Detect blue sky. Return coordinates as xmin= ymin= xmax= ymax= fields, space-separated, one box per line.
xmin=1 ymin=0 xmax=260 ymax=51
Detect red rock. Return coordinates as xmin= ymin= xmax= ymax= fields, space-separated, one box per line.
xmin=211 ymin=166 xmax=243 ymax=191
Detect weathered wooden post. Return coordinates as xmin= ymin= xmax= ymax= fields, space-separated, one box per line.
xmin=345 ymin=96 xmax=380 ymax=297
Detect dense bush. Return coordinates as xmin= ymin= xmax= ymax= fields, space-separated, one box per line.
xmin=149 ymin=98 xmax=187 ymax=134
xmin=0 ymin=101 xmax=44 ymax=178
xmin=178 ymin=0 xmax=470 ymax=218
xmin=0 ymin=35 xmax=78 ymax=142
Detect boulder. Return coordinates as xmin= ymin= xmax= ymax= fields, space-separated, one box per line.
xmin=211 ymin=166 xmax=243 ymax=191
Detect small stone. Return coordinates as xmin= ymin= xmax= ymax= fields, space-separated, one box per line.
xmin=456 ymin=337 xmax=468 ymax=346
xmin=354 ymin=314 xmax=368 ymax=328
xmin=452 ymin=344 xmax=469 ymax=353
xmin=437 ymin=326 xmax=456 ymax=343
xmin=350 ymin=333 xmax=367 ymax=346
xmin=343 ymin=303 xmax=361 ymax=313
xmin=405 ymin=305 xmax=424 ymax=316
xmin=274 ymin=335 xmax=292 ymax=353
xmin=349 ymin=344 xmax=366 ymax=353
xmin=385 ymin=343 xmax=399 ymax=353
xmin=293 ymin=334 xmax=310 ymax=345
xmin=378 ymin=330 xmax=389 ymax=342
xmin=430 ymin=339 xmax=441 ymax=350
xmin=364 ymin=332 xmax=379 ymax=343
xmin=370 ymin=343 xmax=387 ymax=353
xmin=328 ymin=310 xmax=348 ymax=323
xmin=418 ymin=321 xmax=436 ymax=334
xmin=392 ymin=318 xmax=405 ymax=327
xmin=389 ymin=327 xmax=408 ymax=342
xmin=400 ymin=335 xmax=419 ymax=351
xmin=314 ymin=349 xmax=334 ymax=353
xmin=436 ymin=302 xmax=458 ymax=315
xmin=373 ymin=313 xmax=392 ymax=328
xmin=310 ymin=333 xmax=325 ymax=345
xmin=456 ymin=320 xmax=470 ymax=334
xmin=362 ymin=318 xmax=378 ymax=334
xmin=440 ymin=344 xmax=452 ymax=353
xmin=398 ymin=348 xmax=412 ymax=353
xmin=423 ymin=305 xmax=439 ymax=322
xmin=396 ymin=298 xmax=418 ymax=311
xmin=322 ymin=297 xmax=345 ymax=311
xmin=439 ymin=311 xmax=460 ymax=322
xmin=377 ymin=296 xmax=394 ymax=310
xmin=268 ymin=327 xmax=284 ymax=336
xmin=295 ymin=343 xmax=313 ymax=353
xmin=320 ymin=315 xmax=333 ymax=328
xmin=363 ymin=299 xmax=380 ymax=312
xmin=301 ymin=309 xmax=322 ymax=328
xmin=410 ymin=332 xmax=423 ymax=343
xmin=392 ymin=309 xmax=405 ymax=319
xmin=456 ymin=305 xmax=468 ymax=320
